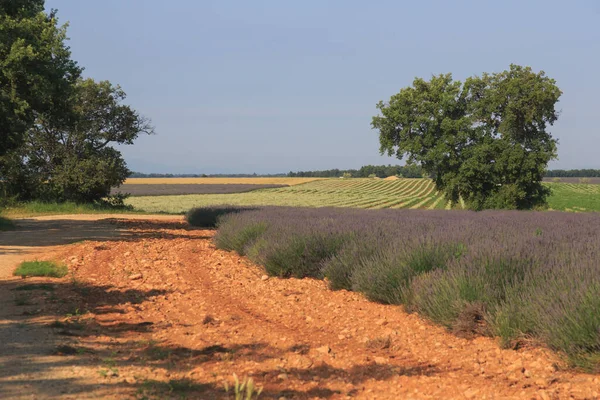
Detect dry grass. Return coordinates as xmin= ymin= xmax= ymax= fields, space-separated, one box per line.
xmin=124 ymin=177 xmax=325 ymax=185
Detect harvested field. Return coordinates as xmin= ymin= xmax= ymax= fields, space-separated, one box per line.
xmin=126 ymin=179 xmax=600 ymax=214
xmin=123 ymin=177 xmax=324 ymax=185
xmin=2 ymin=215 xmax=600 ymax=399
xmin=112 ymin=183 xmax=287 ymax=196
xmin=127 ymin=178 xmax=447 ymax=213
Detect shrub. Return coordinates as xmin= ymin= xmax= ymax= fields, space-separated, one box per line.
xmin=259 ymin=233 xmax=351 ymax=278
xmin=215 ymin=222 xmax=267 ymax=255
xmin=186 ymin=206 xmax=254 ymax=228
xmin=212 ymin=206 xmax=600 ymax=369
xmin=322 ymin=238 xmax=376 ymax=290
xmin=14 ymin=261 xmax=68 ymax=278
xmin=352 ymin=242 xmax=464 ymax=305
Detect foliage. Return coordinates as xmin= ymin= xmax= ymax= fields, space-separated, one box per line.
xmin=213 ymin=206 xmax=600 ymax=369
xmin=288 ymin=164 xmax=424 ymax=178
xmin=3 ymin=78 xmax=154 ymax=202
xmin=0 ymin=1 xmax=81 ymax=158
xmin=372 ymin=64 xmax=562 ymax=210
xmin=224 ymin=373 xmax=263 ymax=400
xmin=186 ymin=206 xmax=255 ymax=228
xmin=14 ymin=260 xmax=68 ymax=278
xmin=2 ymin=200 xmax=136 ymax=218
xmin=546 ymin=169 xmax=600 ymax=178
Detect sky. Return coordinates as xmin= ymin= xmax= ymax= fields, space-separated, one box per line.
xmin=45 ymin=0 xmax=600 ymax=174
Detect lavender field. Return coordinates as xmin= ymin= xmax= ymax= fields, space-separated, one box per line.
xmin=189 ymin=206 xmax=600 ymax=369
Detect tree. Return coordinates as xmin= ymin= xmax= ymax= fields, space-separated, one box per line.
xmin=372 ymin=65 xmax=562 ymax=210
xmin=4 ymin=78 xmax=154 ymax=203
xmin=0 ymin=1 xmax=80 ymax=157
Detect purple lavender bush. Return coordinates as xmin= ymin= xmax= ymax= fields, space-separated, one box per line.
xmin=210 ymin=206 xmax=600 ymax=369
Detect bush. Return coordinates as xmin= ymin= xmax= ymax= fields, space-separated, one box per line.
xmin=99 ymin=193 xmax=132 ymax=209
xmin=351 ymin=243 xmax=463 ymax=305
xmin=322 ymin=237 xmax=377 ymax=290
xmin=14 ymin=261 xmax=68 ymax=278
xmin=212 ymin=206 xmax=600 ymax=369
xmin=259 ymin=233 xmax=351 ymax=278
xmin=409 ymin=255 xmax=531 ymax=335
xmin=215 ymin=222 xmax=267 ymax=255
xmin=186 ymin=206 xmax=254 ymax=228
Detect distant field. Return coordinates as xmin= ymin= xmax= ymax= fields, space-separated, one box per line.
xmin=112 ymin=184 xmax=286 ymax=196
xmin=546 ymin=182 xmax=600 ymax=212
xmin=125 ymin=178 xmax=600 ymax=214
xmin=123 ymin=177 xmax=323 ymax=185
xmin=127 ymin=178 xmax=447 ymax=213
xmin=543 ymin=177 xmax=600 ymax=184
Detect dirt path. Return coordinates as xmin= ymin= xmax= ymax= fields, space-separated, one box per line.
xmin=1 ymin=216 xmax=600 ymax=399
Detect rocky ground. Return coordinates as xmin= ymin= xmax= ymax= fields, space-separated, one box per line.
xmin=1 ymin=216 xmax=600 ymax=399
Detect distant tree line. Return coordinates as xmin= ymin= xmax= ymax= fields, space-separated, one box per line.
xmin=545 ymin=169 xmax=600 ymax=178
xmin=288 ymin=164 xmax=424 ymax=178
xmin=287 ymin=166 xmax=600 ymax=180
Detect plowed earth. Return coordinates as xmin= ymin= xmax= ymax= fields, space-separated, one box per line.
xmin=1 ymin=216 xmax=600 ymax=399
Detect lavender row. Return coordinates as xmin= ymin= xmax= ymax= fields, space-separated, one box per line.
xmin=192 ymin=206 xmax=600 ymax=369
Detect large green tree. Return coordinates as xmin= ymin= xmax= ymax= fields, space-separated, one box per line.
xmin=0 ymin=0 xmax=80 ymax=157
xmin=372 ymin=65 xmax=562 ymax=210
xmin=4 ymin=79 xmax=154 ymax=202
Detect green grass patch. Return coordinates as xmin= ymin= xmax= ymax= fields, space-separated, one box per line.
xmin=14 ymin=261 xmax=68 ymax=278
xmin=546 ymin=183 xmax=600 ymax=212
xmin=2 ymin=201 xmax=151 ymax=218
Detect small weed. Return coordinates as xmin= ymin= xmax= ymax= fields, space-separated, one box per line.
xmin=535 ymin=227 xmax=543 ymax=236
xmin=224 ymin=374 xmax=263 ymax=400
xmin=14 ymin=260 xmax=68 ymax=278
xmin=65 ymin=308 xmax=86 ymax=318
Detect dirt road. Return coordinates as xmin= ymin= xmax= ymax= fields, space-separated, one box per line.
xmin=1 ymin=215 xmax=599 ymax=399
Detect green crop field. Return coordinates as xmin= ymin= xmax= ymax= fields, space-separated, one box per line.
xmin=547 ymin=182 xmax=600 ymax=212
xmin=125 ymin=178 xmax=600 ymax=214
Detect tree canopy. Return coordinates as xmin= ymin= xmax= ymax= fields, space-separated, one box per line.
xmin=372 ymin=65 xmax=562 ymax=210
xmin=4 ymin=79 xmax=154 ymax=202
xmin=0 ymin=1 xmax=80 ymax=156
xmin=1 ymin=1 xmax=152 ymax=205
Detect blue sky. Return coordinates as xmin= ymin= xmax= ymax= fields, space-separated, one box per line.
xmin=46 ymin=0 xmax=600 ymax=174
